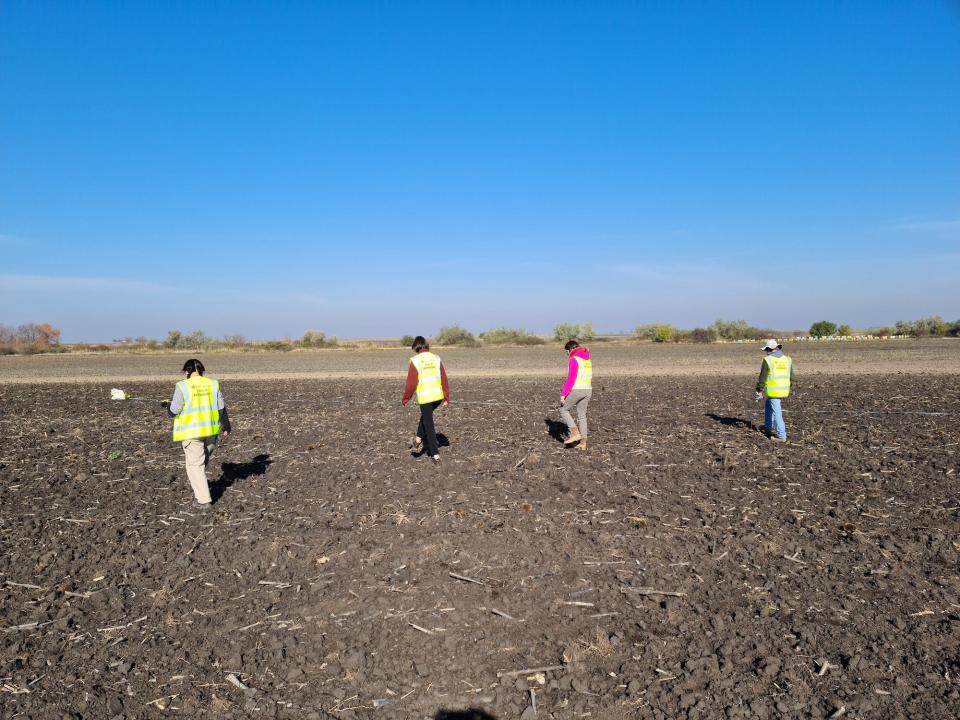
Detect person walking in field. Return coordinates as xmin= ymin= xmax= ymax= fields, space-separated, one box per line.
xmin=754 ymin=339 xmax=793 ymax=442
xmin=401 ymin=336 xmax=450 ymax=464
xmin=167 ymin=359 xmax=231 ymax=510
xmin=559 ymin=340 xmax=592 ymax=450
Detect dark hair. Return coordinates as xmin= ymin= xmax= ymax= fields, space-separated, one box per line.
xmin=182 ymin=358 xmax=205 ymax=375
xmin=412 ymin=336 xmax=429 ymax=352
xmin=564 ymin=340 xmax=580 ymax=352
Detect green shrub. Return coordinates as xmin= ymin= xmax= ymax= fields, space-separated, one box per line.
xmin=894 ymin=318 xmax=950 ymax=337
xmin=895 ymin=319 xmax=924 ymax=337
xmin=634 ymin=324 xmax=657 ymax=341
xmin=400 ymin=335 xmax=416 ymax=347
xmin=688 ymin=328 xmax=716 ymax=343
xmin=164 ymin=329 xmax=212 ymax=350
xmin=929 ymin=316 xmax=949 ymax=337
xmin=708 ymin=319 xmax=765 ymax=341
xmin=652 ymin=325 xmax=675 ymax=343
xmin=553 ymin=323 xmax=595 ymax=343
xmin=183 ymin=330 xmax=212 ymax=349
xmin=478 ymin=327 xmax=545 ymax=345
xmin=837 ymin=324 xmax=853 ymax=337
xmin=223 ymin=334 xmax=247 ymax=348
xmin=897 ymin=316 xmax=949 ymax=337
xmin=301 ymin=330 xmax=337 ymax=348
xmin=809 ymin=321 xmax=837 ymax=338
xmin=435 ymin=325 xmax=478 ymax=346
xmin=260 ymin=340 xmax=294 ymax=351
xmin=635 ymin=324 xmax=676 ymax=342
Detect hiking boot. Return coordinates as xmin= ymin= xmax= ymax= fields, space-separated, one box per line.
xmin=431 ymin=455 xmax=441 ymax=465
xmin=410 ymin=436 xmax=423 ymax=451
xmin=576 ymin=440 xmax=588 ymax=451
xmin=193 ymin=500 xmax=212 ymax=513
xmin=564 ymin=426 xmax=582 ymax=445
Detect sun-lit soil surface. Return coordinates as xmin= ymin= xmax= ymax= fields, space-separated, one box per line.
xmin=1 ymin=371 xmax=958 ymax=719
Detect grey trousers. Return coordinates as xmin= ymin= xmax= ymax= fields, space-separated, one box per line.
xmin=560 ymin=390 xmax=592 ymax=437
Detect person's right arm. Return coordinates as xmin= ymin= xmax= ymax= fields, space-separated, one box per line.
xmin=561 ymin=357 xmax=578 ymax=400
xmin=167 ymin=385 xmax=184 ymax=418
xmin=440 ymin=363 xmax=450 ymax=404
xmin=755 ymin=361 xmax=768 ymax=393
xmin=401 ymin=363 xmax=418 ymax=405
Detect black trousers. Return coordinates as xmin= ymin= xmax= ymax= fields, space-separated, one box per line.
xmin=416 ymin=400 xmax=443 ymax=456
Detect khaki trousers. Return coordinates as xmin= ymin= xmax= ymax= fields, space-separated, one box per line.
xmin=181 ymin=436 xmax=218 ymax=504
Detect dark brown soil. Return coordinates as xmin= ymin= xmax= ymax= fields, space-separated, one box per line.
xmin=1 ymin=376 xmax=958 ymax=719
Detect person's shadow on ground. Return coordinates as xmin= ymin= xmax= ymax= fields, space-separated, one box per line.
xmin=544 ymin=417 xmax=568 ymax=443
xmin=704 ymin=413 xmax=761 ymax=433
xmin=212 ymin=453 xmax=273 ymax=502
xmin=434 ymin=710 xmax=497 ymax=720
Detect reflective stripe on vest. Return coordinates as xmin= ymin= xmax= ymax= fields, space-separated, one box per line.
xmin=411 ymin=352 xmax=444 ymax=404
xmin=764 ymin=355 xmax=791 ymax=398
xmin=572 ymin=356 xmax=593 ymax=390
xmin=172 ymin=376 xmax=221 ymax=441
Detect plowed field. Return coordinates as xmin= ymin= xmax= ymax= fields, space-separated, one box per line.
xmin=1 ymin=370 xmax=958 ymax=719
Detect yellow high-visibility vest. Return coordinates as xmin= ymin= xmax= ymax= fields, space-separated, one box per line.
xmin=572 ymin=356 xmax=593 ymax=390
xmin=411 ymin=352 xmax=444 ymax=404
xmin=764 ymin=355 xmax=792 ymax=398
xmin=172 ymin=375 xmax=221 ymax=441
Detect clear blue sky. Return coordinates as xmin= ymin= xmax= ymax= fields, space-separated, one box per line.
xmin=2 ymin=2 xmax=958 ymax=341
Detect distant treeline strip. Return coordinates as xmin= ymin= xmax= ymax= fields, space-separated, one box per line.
xmin=2 ymin=316 xmax=958 ymax=355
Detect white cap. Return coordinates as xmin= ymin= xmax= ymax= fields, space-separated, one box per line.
xmin=762 ymin=339 xmax=781 ymax=351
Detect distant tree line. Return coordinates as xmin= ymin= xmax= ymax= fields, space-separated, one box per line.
xmin=806 ymin=316 xmax=960 ymax=338
xmin=893 ymin=316 xmax=960 ymax=338
xmin=3 ymin=316 xmax=960 ymax=355
xmin=628 ymin=316 xmax=960 ymax=343
xmin=634 ymin=319 xmax=778 ymax=344
xmin=0 ymin=323 xmax=63 ymax=354
xmin=162 ymin=329 xmax=339 ymax=351
xmin=423 ymin=324 xmax=595 ymax=347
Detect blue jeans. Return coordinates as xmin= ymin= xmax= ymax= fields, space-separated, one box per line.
xmin=764 ymin=398 xmax=786 ymax=439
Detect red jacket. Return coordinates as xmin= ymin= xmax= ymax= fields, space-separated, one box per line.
xmin=402 ymin=350 xmax=450 ymax=405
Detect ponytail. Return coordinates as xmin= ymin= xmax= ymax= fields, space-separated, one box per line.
xmin=182 ymin=358 xmax=205 ymax=376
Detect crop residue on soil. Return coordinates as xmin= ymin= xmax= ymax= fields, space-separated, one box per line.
xmin=1 ymin=375 xmax=958 ymax=719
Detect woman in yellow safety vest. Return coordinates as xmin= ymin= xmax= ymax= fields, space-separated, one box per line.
xmin=754 ymin=339 xmax=793 ymax=442
xmin=559 ymin=340 xmax=593 ymax=450
xmin=401 ymin=336 xmax=450 ymax=463
xmin=167 ymin=359 xmax=231 ymax=510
